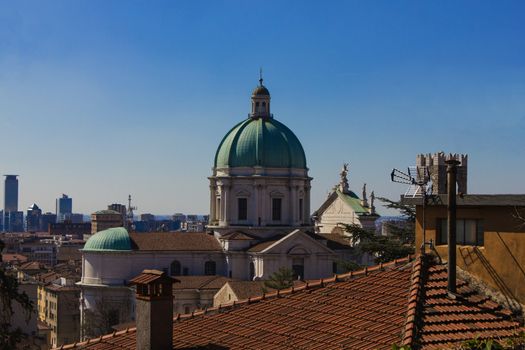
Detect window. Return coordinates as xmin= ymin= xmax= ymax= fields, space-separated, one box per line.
xmin=170 ymin=260 xmax=181 ymax=276
xmin=204 ymin=261 xmax=216 ymax=275
xmin=292 ymin=258 xmax=304 ymax=280
xmin=107 ymin=309 xmax=120 ymax=327
xmin=216 ymin=198 xmax=221 ymax=221
xmin=249 ymin=262 xmax=255 ymax=280
xmin=238 ymin=198 xmax=247 ymax=221
xmin=272 ymin=198 xmax=282 ymax=221
xmin=299 ymin=199 xmax=303 ymax=221
xmin=436 ymin=219 xmax=484 ymax=246
xmin=183 ymin=267 xmax=189 ymax=276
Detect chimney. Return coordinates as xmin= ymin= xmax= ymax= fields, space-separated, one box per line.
xmin=130 ymin=270 xmax=178 ymax=350
xmin=445 ymin=158 xmax=460 ymax=294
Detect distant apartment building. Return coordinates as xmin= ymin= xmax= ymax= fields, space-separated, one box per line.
xmin=40 ymin=280 xmax=81 ymax=348
xmin=172 ymin=213 xmax=186 ymax=222
xmin=140 ymin=213 xmax=155 ymax=222
xmin=56 ymin=194 xmax=73 ymax=223
xmin=5 ymin=211 xmax=24 ymax=232
xmin=69 ymin=213 xmax=84 ymax=224
xmin=27 ymin=203 xmax=43 ymax=232
xmin=41 ymin=212 xmax=58 ymax=231
xmin=138 ymin=213 xmax=156 ymax=231
xmin=49 ymin=222 xmax=91 ymax=240
xmin=90 ymin=209 xmax=122 ymax=235
xmin=20 ymin=239 xmax=58 ymax=266
xmin=108 ymin=203 xmax=127 ymax=224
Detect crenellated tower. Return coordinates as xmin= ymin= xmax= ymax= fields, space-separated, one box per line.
xmin=416 ymin=152 xmax=468 ymax=195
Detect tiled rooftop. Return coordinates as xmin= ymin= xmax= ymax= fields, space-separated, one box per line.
xmin=129 ymin=232 xmax=222 ymax=251
xmin=172 ymin=275 xmax=233 ymax=290
xmin=55 ymin=255 xmax=523 ymax=350
xmin=417 ymin=263 xmax=521 ymax=349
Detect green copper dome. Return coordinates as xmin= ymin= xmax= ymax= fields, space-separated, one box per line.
xmin=83 ymin=227 xmax=132 ymax=252
xmin=214 ymin=117 xmax=307 ymax=169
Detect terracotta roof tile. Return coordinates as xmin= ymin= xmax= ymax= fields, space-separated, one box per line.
xmin=55 ymin=255 xmax=524 ymax=350
xmin=172 ymin=275 xmax=233 ymax=290
xmin=129 ymin=232 xmax=222 ymax=251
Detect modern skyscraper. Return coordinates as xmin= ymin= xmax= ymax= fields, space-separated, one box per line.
xmin=56 ymin=194 xmax=73 ymax=223
xmin=27 ymin=203 xmax=43 ymax=232
xmin=3 ymin=175 xmax=20 ymax=232
xmin=4 ymin=175 xmax=19 ymax=212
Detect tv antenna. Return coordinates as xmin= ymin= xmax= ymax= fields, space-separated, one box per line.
xmin=127 ymin=194 xmax=137 ymax=230
xmin=390 ymin=164 xmax=433 ymax=253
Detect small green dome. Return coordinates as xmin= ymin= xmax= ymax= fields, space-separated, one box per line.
xmin=214 ymin=117 xmax=307 ymax=169
xmin=83 ymin=227 xmax=132 ymax=252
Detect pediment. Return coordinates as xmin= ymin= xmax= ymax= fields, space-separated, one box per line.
xmin=235 ymin=189 xmax=251 ymax=197
xmin=260 ymin=230 xmax=335 ymax=255
xmin=269 ymin=190 xmax=285 ymax=198
xmin=322 ymin=197 xmax=354 ymax=215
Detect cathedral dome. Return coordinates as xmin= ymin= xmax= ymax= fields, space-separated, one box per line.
xmin=214 ymin=78 xmax=307 ymax=169
xmin=214 ymin=117 xmax=307 ymax=169
xmin=83 ymin=227 xmax=132 ymax=252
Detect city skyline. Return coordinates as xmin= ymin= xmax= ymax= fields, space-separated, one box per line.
xmin=1 ymin=1 xmax=524 ymax=215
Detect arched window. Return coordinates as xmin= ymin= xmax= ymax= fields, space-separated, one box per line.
xmin=170 ymin=260 xmax=181 ymax=276
xmin=204 ymin=261 xmax=216 ymax=275
xmin=249 ymin=262 xmax=255 ymax=280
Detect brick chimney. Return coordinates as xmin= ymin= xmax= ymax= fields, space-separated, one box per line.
xmin=130 ymin=270 xmax=178 ymax=350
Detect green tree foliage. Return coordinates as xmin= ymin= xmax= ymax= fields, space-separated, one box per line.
xmin=335 ymin=259 xmax=361 ymax=273
xmin=342 ymin=197 xmax=416 ymax=264
xmin=81 ymin=299 xmax=122 ymax=339
xmin=264 ymin=267 xmax=295 ymax=290
xmin=457 ymin=332 xmax=525 ymax=350
xmin=0 ymin=240 xmax=34 ymax=349
xmin=377 ymin=196 xmax=416 ymax=223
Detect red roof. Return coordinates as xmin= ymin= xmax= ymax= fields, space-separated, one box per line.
xmin=129 ymin=232 xmax=222 ymax=251
xmin=1 ymin=253 xmax=28 ymax=264
xmin=55 ymin=255 xmax=522 ymax=350
xmin=129 ymin=269 xmax=179 ymax=285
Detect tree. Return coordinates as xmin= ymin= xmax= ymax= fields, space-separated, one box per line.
xmin=341 ymin=197 xmax=416 ymax=264
xmin=0 ymin=240 xmax=34 ymax=350
xmin=81 ymin=299 xmax=122 ymax=339
xmin=264 ymin=267 xmax=294 ymax=290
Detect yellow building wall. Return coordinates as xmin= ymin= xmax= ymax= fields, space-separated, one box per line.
xmin=37 ymin=285 xmax=48 ymax=322
xmin=415 ymin=205 xmax=525 ymax=304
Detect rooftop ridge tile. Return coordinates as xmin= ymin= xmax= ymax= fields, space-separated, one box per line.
xmin=401 ymin=254 xmax=427 ymax=348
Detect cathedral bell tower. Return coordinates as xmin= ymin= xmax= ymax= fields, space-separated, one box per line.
xmin=250 ymin=76 xmax=271 ymax=119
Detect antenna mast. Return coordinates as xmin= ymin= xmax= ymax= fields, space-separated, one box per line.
xmin=390 ymin=164 xmax=432 ymax=253
xmin=127 ymin=194 xmax=137 ymax=230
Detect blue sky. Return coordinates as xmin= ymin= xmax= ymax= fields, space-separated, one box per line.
xmin=1 ymin=1 xmax=524 ymax=215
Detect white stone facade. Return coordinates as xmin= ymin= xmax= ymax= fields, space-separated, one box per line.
xmin=208 ymin=167 xmax=312 ymax=238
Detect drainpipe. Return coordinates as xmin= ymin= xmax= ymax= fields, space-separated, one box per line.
xmin=445 ymin=158 xmax=460 ymax=294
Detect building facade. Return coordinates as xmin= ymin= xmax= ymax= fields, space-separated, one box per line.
xmin=56 ymin=194 xmax=73 ymax=223
xmin=27 ymin=203 xmax=43 ymax=232
xmin=90 ymin=210 xmax=122 ymax=235
xmin=314 ymin=164 xmax=379 ymax=234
